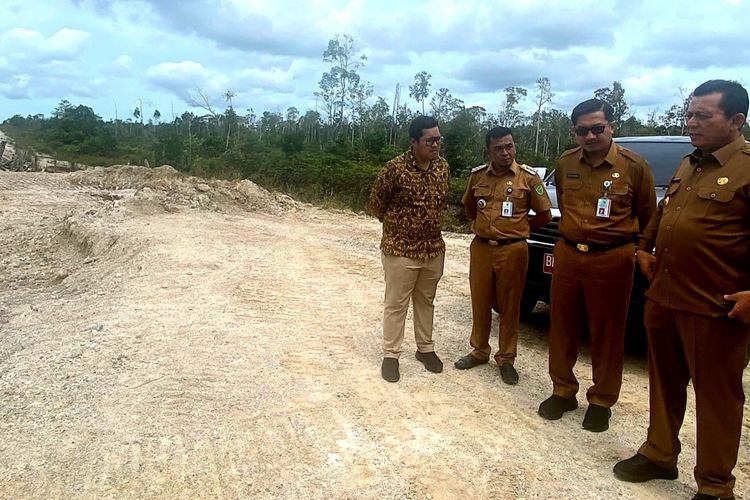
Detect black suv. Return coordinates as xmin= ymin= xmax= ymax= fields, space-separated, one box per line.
xmin=523 ymin=136 xmax=695 ymax=336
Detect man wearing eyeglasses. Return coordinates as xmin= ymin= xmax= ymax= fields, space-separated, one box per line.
xmin=369 ymin=116 xmax=450 ymax=383
xmin=614 ymin=80 xmax=750 ymax=500
xmin=538 ymin=99 xmax=656 ymax=432
xmin=454 ymin=126 xmax=552 ymax=385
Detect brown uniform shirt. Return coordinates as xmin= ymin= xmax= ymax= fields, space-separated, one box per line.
xmin=462 ymin=161 xmax=552 ymax=239
xmin=555 ymin=141 xmax=656 ymax=244
xmin=639 ymin=135 xmax=750 ymax=317
xmin=368 ymin=149 xmax=450 ymax=259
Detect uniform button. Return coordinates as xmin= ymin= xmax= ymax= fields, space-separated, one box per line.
xmin=710 ymin=193 xmax=716 ymax=198
xmin=697 ymin=167 xmax=702 ymax=172
xmin=676 ymin=206 xmax=681 ymax=211
xmin=686 ymin=186 xmax=692 ymax=191
xmin=584 ymin=219 xmax=589 ymax=223
xmin=665 ymin=268 xmax=670 ymax=274
xmin=666 ymin=225 xmax=672 ymax=230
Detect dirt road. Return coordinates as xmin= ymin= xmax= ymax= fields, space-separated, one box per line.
xmin=1 ymin=168 xmax=749 ymax=498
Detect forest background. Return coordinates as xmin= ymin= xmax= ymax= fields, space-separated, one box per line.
xmin=3 ymin=35 xmax=748 ymax=228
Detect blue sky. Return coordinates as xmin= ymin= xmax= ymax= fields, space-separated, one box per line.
xmin=1 ymin=0 xmax=748 ymax=123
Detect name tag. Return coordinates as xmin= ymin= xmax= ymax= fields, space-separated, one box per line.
xmin=502 ymin=201 xmax=513 ymax=217
xmin=596 ymin=197 xmax=611 ymax=218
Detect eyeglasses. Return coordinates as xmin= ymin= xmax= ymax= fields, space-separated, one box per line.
xmin=492 ymin=143 xmax=515 ymax=152
xmin=573 ymin=124 xmax=608 ymax=136
xmin=423 ymin=136 xmax=444 ymax=145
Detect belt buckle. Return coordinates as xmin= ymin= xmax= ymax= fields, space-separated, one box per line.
xmin=576 ymin=243 xmax=589 ymax=252
xmin=488 ymin=240 xmax=498 ymax=246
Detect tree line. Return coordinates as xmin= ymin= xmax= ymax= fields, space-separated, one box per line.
xmin=2 ymin=34 xmax=747 ymax=218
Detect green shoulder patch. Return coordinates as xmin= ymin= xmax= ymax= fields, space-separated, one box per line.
xmin=534 ymin=184 xmax=545 ymax=196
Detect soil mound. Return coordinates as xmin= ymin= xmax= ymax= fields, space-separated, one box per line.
xmin=68 ymin=164 xmax=301 ymax=214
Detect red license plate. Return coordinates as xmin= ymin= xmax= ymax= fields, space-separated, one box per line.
xmin=543 ymin=252 xmax=554 ymax=274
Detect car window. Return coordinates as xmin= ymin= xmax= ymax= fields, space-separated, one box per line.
xmin=617 ymin=141 xmax=693 ymax=186
xmin=543 ymin=140 xmax=694 ymax=187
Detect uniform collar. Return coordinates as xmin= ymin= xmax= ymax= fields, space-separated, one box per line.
xmin=692 ymin=135 xmax=747 ymax=167
xmin=577 ymin=140 xmax=618 ymax=168
xmin=489 ymin=160 xmax=519 ymax=177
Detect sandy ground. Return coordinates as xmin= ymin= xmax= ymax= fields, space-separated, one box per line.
xmin=1 ymin=167 xmax=750 ymax=499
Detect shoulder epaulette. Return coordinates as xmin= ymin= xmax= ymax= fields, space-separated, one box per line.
xmin=471 ymin=163 xmax=490 ymax=174
xmin=559 ymin=146 xmax=581 ymax=158
xmin=617 ymin=145 xmax=647 ymax=164
xmin=519 ymin=164 xmax=539 ymax=176
xmin=742 ymin=143 xmax=750 ymax=155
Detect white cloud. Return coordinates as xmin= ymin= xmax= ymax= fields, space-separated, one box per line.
xmin=146 ymin=61 xmax=209 ymax=83
xmin=48 ymin=28 xmax=90 ymax=52
xmin=0 ymin=27 xmax=89 ymax=61
xmin=1 ymin=0 xmax=749 ymax=122
xmin=113 ymin=54 xmax=133 ymax=68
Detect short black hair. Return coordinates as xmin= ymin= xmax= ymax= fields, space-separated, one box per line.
xmin=571 ymin=98 xmax=614 ymax=125
xmin=693 ymin=79 xmax=749 ymax=119
xmin=485 ymin=126 xmax=513 ymax=148
xmin=409 ymin=116 xmax=439 ymax=141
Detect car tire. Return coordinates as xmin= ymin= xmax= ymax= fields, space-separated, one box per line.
xmin=520 ymin=291 xmax=539 ymax=319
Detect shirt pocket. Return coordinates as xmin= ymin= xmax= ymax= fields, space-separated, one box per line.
xmin=473 ymin=185 xmax=495 ymax=222
xmin=509 ymin=187 xmax=529 ymax=214
xmin=608 ymin=180 xmax=633 ymax=210
xmin=473 ymin=185 xmax=494 ymax=202
xmin=561 ymin=178 xmax=583 ymax=207
xmin=609 ymin=181 xmax=630 ymax=196
xmin=696 ymin=186 xmax=736 ymax=219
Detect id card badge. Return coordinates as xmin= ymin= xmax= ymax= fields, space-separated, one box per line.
xmin=596 ymin=197 xmax=611 ymax=218
xmin=501 ymin=200 xmax=513 ymax=218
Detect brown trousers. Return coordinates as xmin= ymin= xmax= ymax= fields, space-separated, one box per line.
xmin=548 ymin=240 xmax=635 ymax=407
xmin=638 ymin=299 xmax=750 ymax=498
xmin=381 ymin=252 xmax=445 ymax=358
xmin=468 ymin=238 xmax=528 ymax=365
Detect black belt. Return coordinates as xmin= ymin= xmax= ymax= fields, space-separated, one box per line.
xmin=478 ymin=237 xmax=526 ymax=246
xmin=563 ymin=238 xmax=634 ymax=253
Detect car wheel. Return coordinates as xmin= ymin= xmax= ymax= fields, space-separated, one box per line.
xmin=519 ymin=291 xmax=539 ymax=319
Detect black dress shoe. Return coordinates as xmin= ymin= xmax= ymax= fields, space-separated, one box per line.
xmin=538 ymin=395 xmax=578 ymax=420
xmin=454 ymin=353 xmax=487 ymax=370
xmin=415 ymin=351 xmax=443 ymax=373
xmin=499 ymin=363 xmax=519 ymax=385
xmin=692 ymin=493 xmax=735 ymax=500
xmin=613 ymin=453 xmax=678 ymax=482
xmin=381 ymin=358 xmax=399 ymax=382
xmin=582 ymin=403 xmax=612 ymax=432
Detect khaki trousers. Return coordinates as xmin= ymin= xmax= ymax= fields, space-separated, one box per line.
xmin=468 ymin=238 xmax=528 ymax=365
xmin=638 ymin=299 xmax=750 ymax=498
xmin=548 ymin=240 xmax=635 ymax=407
xmin=381 ymin=252 xmax=445 ymax=358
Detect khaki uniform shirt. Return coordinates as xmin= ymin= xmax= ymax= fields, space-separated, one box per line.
xmin=555 ymin=141 xmax=656 ymax=244
xmin=639 ymin=135 xmax=750 ymax=316
xmin=462 ymin=161 xmax=552 ymax=239
xmin=368 ymin=149 xmax=450 ymax=259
